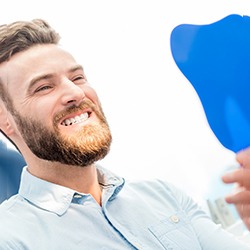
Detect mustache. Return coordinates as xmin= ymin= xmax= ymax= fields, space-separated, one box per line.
xmin=53 ymin=99 xmax=97 ymax=125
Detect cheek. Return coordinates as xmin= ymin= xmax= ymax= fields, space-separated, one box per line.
xmin=84 ymin=86 xmax=101 ymax=106
xmin=23 ymin=100 xmax=54 ymax=126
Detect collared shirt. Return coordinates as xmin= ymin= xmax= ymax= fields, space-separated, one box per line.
xmin=0 ymin=166 xmax=249 ymax=250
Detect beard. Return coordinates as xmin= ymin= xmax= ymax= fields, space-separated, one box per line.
xmin=12 ymin=99 xmax=112 ymax=167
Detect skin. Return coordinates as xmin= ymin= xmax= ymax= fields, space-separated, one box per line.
xmin=0 ymin=44 xmax=108 ymax=205
xmin=222 ymin=147 xmax=250 ymax=230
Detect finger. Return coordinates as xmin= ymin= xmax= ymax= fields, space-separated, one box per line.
xmin=236 ymin=146 xmax=250 ymax=168
xmin=235 ymin=204 xmax=250 ymax=228
xmin=222 ymin=169 xmax=250 ymax=188
xmin=225 ymin=190 xmax=250 ymax=204
xmin=235 ymin=203 xmax=250 ymax=216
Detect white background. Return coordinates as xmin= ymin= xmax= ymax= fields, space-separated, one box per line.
xmin=1 ymin=0 xmax=250 ymax=204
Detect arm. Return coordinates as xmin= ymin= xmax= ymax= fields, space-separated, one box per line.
xmin=222 ymin=147 xmax=250 ymax=230
xmin=167 ymin=182 xmax=250 ymax=249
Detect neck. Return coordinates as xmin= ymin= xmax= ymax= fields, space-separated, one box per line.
xmin=27 ymin=160 xmax=102 ymax=205
xmin=13 ymin=141 xmax=103 ymax=205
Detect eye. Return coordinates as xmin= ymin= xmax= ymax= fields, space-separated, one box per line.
xmin=72 ymin=75 xmax=87 ymax=84
xmin=34 ymin=85 xmax=53 ymax=93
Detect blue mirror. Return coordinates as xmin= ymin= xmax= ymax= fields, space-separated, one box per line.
xmin=170 ymin=14 xmax=250 ymax=152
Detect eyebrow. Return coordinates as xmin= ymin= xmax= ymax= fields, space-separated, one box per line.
xmin=28 ymin=73 xmax=53 ymax=92
xmin=68 ymin=65 xmax=84 ymax=73
xmin=27 ymin=64 xmax=84 ymax=92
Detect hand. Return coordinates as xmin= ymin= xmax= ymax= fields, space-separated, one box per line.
xmin=222 ymin=147 xmax=250 ymax=230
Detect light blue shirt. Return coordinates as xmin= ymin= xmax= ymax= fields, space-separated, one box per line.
xmin=0 ymin=165 xmax=249 ymax=249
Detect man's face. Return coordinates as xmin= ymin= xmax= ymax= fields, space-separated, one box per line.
xmin=0 ymin=44 xmax=112 ymax=167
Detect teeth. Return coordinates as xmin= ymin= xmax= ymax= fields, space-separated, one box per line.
xmin=61 ymin=112 xmax=89 ymax=126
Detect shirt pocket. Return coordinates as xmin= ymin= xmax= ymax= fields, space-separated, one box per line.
xmin=148 ymin=211 xmax=202 ymax=250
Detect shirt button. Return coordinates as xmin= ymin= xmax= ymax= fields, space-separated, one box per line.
xmin=74 ymin=194 xmax=82 ymax=198
xmin=170 ymin=215 xmax=179 ymax=223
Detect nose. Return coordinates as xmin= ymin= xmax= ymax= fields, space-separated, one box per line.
xmin=60 ymin=79 xmax=85 ymax=106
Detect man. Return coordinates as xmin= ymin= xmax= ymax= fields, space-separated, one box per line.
xmin=222 ymin=147 xmax=250 ymax=231
xmin=0 ymin=19 xmax=249 ymax=249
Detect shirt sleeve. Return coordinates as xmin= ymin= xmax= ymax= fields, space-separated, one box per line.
xmin=165 ymin=181 xmax=250 ymax=250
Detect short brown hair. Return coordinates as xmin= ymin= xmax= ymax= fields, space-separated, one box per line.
xmin=0 ymin=19 xmax=60 ymax=63
xmin=0 ymin=19 xmax=60 ymax=107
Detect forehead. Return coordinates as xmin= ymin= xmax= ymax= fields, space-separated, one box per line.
xmin=0 ymin=44 xmax=79 ymax=91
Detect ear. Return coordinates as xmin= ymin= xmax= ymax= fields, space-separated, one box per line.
xmin=0 ymin=101 xmax=15 ymax=137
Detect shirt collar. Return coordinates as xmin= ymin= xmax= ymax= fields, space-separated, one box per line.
xmin=18 ymin=165 xmax=124 ymax=216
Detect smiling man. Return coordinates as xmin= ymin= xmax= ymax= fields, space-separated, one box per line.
xmin=0 ymin=19 xmax=249 ymax=250
xmin=1 ymin=42 xmax=111 ymax=165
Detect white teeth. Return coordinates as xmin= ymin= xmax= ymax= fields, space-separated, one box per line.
xmin=65 ymin=119 xmax=71 ymax=126
xmin=75 ymin=116 xmax=80 ymax=122
xmin=61 ymin=112 xmax=89 ymax=126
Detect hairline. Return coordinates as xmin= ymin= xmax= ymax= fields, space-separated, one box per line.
xmin=0 ymin=76 xmax=15 ymax=113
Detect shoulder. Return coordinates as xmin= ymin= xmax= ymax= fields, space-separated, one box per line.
xmin=0 ymin=195 xmax=19 ymax=215
xmin=0 ymin=195 xmax=37 ymax=248
xmin=123 ymin=178 xmax=191 ymax=208
xmin=125 ymin=178 xmax=185 ymax=196
xmin=0 ymin=195 xmax=31 ymax=231
xmin=0 ymin=197 xmax=19 ymax=248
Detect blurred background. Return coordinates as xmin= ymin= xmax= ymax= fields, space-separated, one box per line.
xmin=1 ymin=0 xmax=249 ymax=212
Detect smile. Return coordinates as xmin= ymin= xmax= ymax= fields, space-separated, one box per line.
xmin=61 ymin=112 xmax=89 ymax=126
